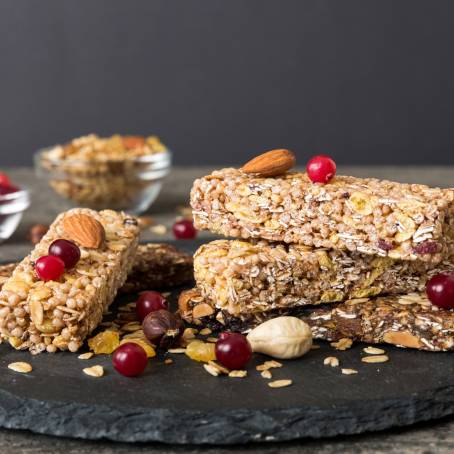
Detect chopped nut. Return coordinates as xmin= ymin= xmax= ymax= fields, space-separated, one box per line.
xmin=341 ymin=368 xmax=358 ymax=375
xmin=78 ymin=352 xmax=94 ymax=360
xmin=362 ymin=355 xmax=389 ymax=364
xmin=164 ymin=358 xmax=173 ymax=365
xmin=268 ymin=379 xmax=292 ymax=388
xmin=323 ymin=356 xmax=339 ymax=367
xmin=331 ymin=338 xmax=353 ymax=351
xmin=229 ymin=370 xmax=247 ymax=378
xmin=83 ymin=365 xmax=104 ymax=377
xmin=199 ymin=328 xmax=212 ymax=336
xmin=182 ymin=327 xmax=197 ymax=341
xmin=261 ymin=370 xmax=272 ymax=379
xmin=203 ymin=363 xmax=220 ymax=377
xmin=150 ymin=224 xmax=167 ymax=235
xmin=363 ymin=346 xmax=385 ymax=355
xmin=8 ymin=362 xmax=32 ymax=373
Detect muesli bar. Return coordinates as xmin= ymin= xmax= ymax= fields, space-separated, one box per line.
xmin=191 ymin=168 xmax=454 ymax=263
xmin=194 ymin=239 xmax=454 ymax=317
xmin=179 ymin=289 xmax=454 ymax=351
xmin=0 ymin=243 xmax=193 ymax=295
xmin=0 ymin=208 xmax=139 ymax=354
xmin=119 ymin=243 xmax=193 ymax=293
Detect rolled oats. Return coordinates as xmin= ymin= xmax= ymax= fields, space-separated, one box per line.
xmin=362 ymin=355 xmax=389 ymax=363
xmin=229 ymin=370 xmax=247 ymax=378
xmin=83 ymin=365 xmax=104 ymax=377
xmin=8 ymin=362 xmax=32 ymax=373
xmin=341 ymin=368 xmax=358 ymax=375
xmin=323 ymin=356 xmax=339 ymax=367
xmin=268 ymin=379 xmax=292 ymax=388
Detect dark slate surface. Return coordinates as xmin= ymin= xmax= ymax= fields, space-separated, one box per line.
xmin=0 ymin=240 xmax=452 ymax=444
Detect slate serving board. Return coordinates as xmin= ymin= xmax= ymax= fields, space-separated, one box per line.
xmin=0 ymin=240 xmax=453 ymax=445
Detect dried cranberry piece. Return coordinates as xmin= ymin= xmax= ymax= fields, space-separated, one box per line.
xmin=413 ymin=241 xmax=438 ymax=255
xmin=377 ymin=239 xmax=394 ymax=251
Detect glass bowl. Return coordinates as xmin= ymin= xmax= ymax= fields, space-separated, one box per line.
xmin=0 ymin=188 xmax=30 ymax=242
xmin=35 ymin=149 xmax=172 ymax=214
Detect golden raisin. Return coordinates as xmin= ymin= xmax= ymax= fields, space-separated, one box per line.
xmin=185 ymin=340 xmax=216 ymax=363
xmin=88 ymin=330 xmax=120 ymax=354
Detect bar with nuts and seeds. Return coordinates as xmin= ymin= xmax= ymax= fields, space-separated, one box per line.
xmin=179 ymin=289 xmax=454 ymax=351
xmin=0 ymin=208 xmax=139 ymax=354
xmin=194 ymin=239 xmax=454 ymax=317
xmin=0 ymin=243 xmax=193 ymax=295
xmin=191 ymin=168 xmax=454 ymax=263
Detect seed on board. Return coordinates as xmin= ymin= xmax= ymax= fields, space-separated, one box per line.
xmin=361 ymin=355 xmax=389 ymax=364
xmin=341 ymin=368 xmax=358 ymax=375
xmin=331 ymin=338 xmax=353 ymax=351
xmin=268 ymin=379 xmax=292 ymax=388
xmin=323 ymin=356 xmax=339 ymax=367
xmin=261 ymin=370 xmax=272 ymax=379
xmin=8 ymin=362 xmax=32 ymax=373
xmin=78 ymin=352 xmax=94 ymax=360
xmin=208 ymin=361 xmax=229 ymax=375
xmin=203 ymin=364 xmax=220 ymax=377
xmin=168 ymin=348 xmax=186 ymax=354
xmin=83 ymin=365 xmax=104 ymax=377
xmin=229 ymin=370 xmax=247 ymax=378
xmin=363 ymin=346 xmax=385 ymax=355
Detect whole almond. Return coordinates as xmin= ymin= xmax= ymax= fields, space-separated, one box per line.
xmin=241 ymin=149 xmax=296 ymax=177
xmin=62 ymin=214 xmax=105 ymax=249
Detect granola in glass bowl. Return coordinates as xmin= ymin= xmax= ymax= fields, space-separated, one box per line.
xmin=35 ymin=134 xmax=171 ymax=213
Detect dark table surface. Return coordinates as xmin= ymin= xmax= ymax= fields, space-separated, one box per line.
xmin=0 ymin=166 xmax=453 ymax=453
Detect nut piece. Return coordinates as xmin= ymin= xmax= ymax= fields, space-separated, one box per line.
xmin=247 ymin=316 xmax=312 ymax=359
xmin=241 ymin=149 xmax=296 ymax=177
xmin=268 ymin=379 xmax=293 ymax=388
xmin=78 ymin=352 xmax=94 ymax=360
xmin=193 ymin=303 xmax=215 ymax=319
xmin=8 ymin=362 xmax=33 ymax=373
xmin=331 ymin=338 xmax=353 ymax=351
xmin=362 ymin=355 xmax=389 ymax=363
xmin=83 ymin=365 xmax=104 ymax=377
xmin=323 ymin=356 xmax=339 ymax=367
xmin=63 ymin=213 xmax=106 ymax=248
xmin=28 ymin=224 xmax=49 ymax=244
xmin=383 ymin=331 xmax=422 ymax=349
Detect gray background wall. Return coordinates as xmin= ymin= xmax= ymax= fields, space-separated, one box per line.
xmin=1 ymin=0 xmax=454 ymax=167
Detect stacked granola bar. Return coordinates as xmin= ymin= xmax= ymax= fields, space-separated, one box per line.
xmin=186 ymin=164 xmax=454 ymax=351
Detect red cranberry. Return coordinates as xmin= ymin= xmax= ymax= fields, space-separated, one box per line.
xmin=0 ymin=173 xmax=11 ymax=187
xmin=0 ymin=184 xmax=19 ymax=196
xmin=35 ymin=255 xmax=65 ymax=281
xmin=49 ymin=239 xmax=80 ymax=269
xmin=112 ymin=343 xmax=148 ymax=377
xmin=426 ymin=273 xmax=454 ymax=309
xmin=215 ymin=333 xmax=252 ymax=370
xmin=306 ymin=155 xmax=337 ymax=184
xmin=136 ymin=291 xmax=168 ymax=322
xmin=173 ymin=219 xmax=197 ymax=239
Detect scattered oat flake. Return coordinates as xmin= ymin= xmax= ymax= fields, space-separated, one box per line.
xmin=150 ymin=224 xmax=167 ymax=235
xmin=362 ymin=355 xmax=389 ymax=364
xmin=363 ymin=346 xmax=385 ymax=355
xmin=8 ymin=362 xmax=32 ymax=373
xmin=208 ymin=360 xmax=229 ymax=375
xmin=341 ymin=368 xmax=358 ymax=375
xmin=199 ymin=328 xmax=212 ymax=336
xmin=78 ymin=352 xmax=94 ymax=360
xmin=168 ymin=348 xmax=186 ymax=354
xmin=264 ymin=360 xmax=283 ymax=369
xmin=204 ymin=364 xmax=220 ymax=377
xmin=268 ymin=379 xmax=292 ymax=388
xmin=229 ymin=370 xmax=247 ymax=378
xmin=83 ymin=365 xmax=104 ymax=377
xmin=323 ymin=356 xmax=339 ymax=367
xmin=261 ymin=370 xmax=272 ymax=379
xmin=331 ymin=338 xmax=353 ymax=351
xmin=164 ymin=358 xmax=173 ymax=365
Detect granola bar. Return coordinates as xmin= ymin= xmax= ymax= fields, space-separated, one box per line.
xmin=191 ymin=168 xmax=454 ymax=262
xmin=0 ymin=208 xmax=140 ymax=354
xmin=179 ymin=289 xmax=454 ymax=351
xmin=119 ymin=243 xmax=193 ymax=293
xmin=194 ymin=239 xmax=454 ymax=317
xmin=0 ymin=244 xmax=193 ymax=294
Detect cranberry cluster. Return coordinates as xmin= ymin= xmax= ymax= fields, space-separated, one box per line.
xmin=35 ymin=239 xmax=81 ymax=281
